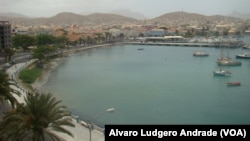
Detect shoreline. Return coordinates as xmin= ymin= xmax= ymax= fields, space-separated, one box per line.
xmin=27 ymin=43 xmax=122 ymax=92
xmin=31 ymin=58 xmax=63 ymax=92
xmin=16 ymin=43 xmax=122 ymax=129
xmin=2 ymin=43 xmax=119 ymax=140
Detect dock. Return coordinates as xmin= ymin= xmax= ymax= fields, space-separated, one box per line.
xmin=125 ymin=42 xmax=242 ymax=48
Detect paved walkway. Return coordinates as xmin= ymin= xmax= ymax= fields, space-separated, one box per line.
xmin=3 ymin=59 xmax=105 ymax=141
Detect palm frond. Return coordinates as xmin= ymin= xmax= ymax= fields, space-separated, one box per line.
xmin=0 ymin=92 xmax=75 ymax=141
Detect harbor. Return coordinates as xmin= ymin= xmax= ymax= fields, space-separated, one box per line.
xmin=126 ymin=42 xmax=213 ymax=47
xmin=40 ymin=44 xmax=250 ymax=126
xmin=125 ymin=36 xmax=245 ymax=48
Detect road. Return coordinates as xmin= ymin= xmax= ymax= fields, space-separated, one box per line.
xmin=0 ymin=51 xmax=32 ymax=70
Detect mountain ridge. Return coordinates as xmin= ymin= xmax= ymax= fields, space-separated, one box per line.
xmin=0 ymin=12 xmax=30 ymax=18
xmin=152 ymin=11 xmax=242 ymax=24
xmin=0 ymin=11 xmax=246 ymax=26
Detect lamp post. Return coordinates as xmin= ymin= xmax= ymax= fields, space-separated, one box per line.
xmin=89 ymin=108 xmax=115 ymax=141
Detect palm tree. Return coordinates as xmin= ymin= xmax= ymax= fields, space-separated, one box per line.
xmin=0 ymin=71 xmax=20 ymax=108
xmin=94 ymin=33 xmax=103 ymax=44
xmin=87 ymin=36 xmax=92 ymax=45
xmin=105 ymin=32 xmax=112 ymax=43
xmin=119 ymin=33 xmax=124 ymax=41
xmin=0 ymin=93 xmax=75 ymax=141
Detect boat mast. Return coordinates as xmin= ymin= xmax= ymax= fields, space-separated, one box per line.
xmin=219 ymin=38 xmax=223 ymax=59
xmin=227 ymin=38 xmax=230 ymax=59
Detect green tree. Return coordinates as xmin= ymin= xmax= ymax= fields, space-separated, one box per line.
xmin=0 ymin=71 xmax=20 ymax=108
xmin=12 ymin=35 xmax=36 ymax=51
xmin=78 ymin=37 xmax=84 ymax=46
xmin=185 ymin=30 xmax=193 ymax=38
xmin=0 ymin=93 xmax=75 ymax=141
xmin=105 ymin=32 xmax=112 ymax=43
xmin=175 ymin=30 xmax=179 ymax=36
xmin=36 ymin=34 xmax=55 ymax=46
xmin=94 ymin=33 xmax=103 ymax=44
xmin=139 ymin=33 xmax=144 ymax=37
xmin=54 ymin=36 xmax=68 ymax=45
xmin=32 ymin=46 xmax=47 ymax=61
xmin=214 ymin=31 xmax=219 ymax=37
xmin=119 ymin=33 xmax=124 ymax=41
xmin=223 ymin=29 xmax=229 ymax=36
xmin=87 ymin=36 xmax=93 ymax=45
xmin=32 ymin=45 xmax=58 ymax=61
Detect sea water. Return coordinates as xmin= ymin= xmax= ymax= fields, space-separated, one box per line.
xmin=41 ymin=44 xmax=250 ymax=126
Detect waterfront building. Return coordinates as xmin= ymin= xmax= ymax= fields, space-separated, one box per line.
xmin=141 ymin=36 xmax=185 ymax=43
xmin=146 ymin=29 xmax=167 ymax=37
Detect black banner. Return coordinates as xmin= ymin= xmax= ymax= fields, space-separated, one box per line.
xmin=105 ymin=125 xmax=250 ymax=141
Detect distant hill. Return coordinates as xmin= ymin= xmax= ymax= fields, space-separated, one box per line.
xmin=151 ymin=11 xmax=242 ymax=24
xmin=85 ymin=13 xmax=138 ymax=24
xmin=0 ymin=11 xmax=244 ymax=26
xmin=228 ymin=11 xmax=250 ymax=20
xmin=110 ymin=9 xmax=147 ymax=20
xmin=45 ymin=12 xmax=86 ymax=24
xmin=0 ymin=12 xmax=30 ymax=18
xmin=0 ymin=12 xmax=138 ymax=25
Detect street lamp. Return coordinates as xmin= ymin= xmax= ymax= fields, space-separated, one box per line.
xmin=89 ymin=108 xmax=115 ymax=141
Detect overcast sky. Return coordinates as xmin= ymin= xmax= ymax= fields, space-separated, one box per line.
xmin=1 ymin=0 xmax=250 ymax=18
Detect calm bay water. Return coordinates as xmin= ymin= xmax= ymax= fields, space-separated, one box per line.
xmin=41 ymin=44 xmax=250 ymax=126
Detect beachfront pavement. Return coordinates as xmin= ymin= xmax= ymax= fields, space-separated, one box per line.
xmin=3 ymin=60 xmax=105 ymax=141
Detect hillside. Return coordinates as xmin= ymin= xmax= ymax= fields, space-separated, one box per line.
xmin=0 ymin=12 xmax=30 ymax=18
xmin=0 ymin=12 xmax=138 ymax=25
xmin=228 ymin=11 xmax=250 ymax=20
xmin=152 ymin=11 xmax=242 ymax=24
xmin=85 ymin=13 xmax=138 ymax=24
xmin=0 ymin=11 xmax=244 ymax=26
xmin=110 ymin=9 xmax=147 ymax=20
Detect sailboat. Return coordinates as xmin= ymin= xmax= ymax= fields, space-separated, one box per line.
xmin=216 ymin=40 xmax=241 ymax=66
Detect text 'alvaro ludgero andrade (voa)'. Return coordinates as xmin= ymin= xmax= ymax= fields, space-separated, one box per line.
xmin=104 ymin=125 xmax=250 ymax=141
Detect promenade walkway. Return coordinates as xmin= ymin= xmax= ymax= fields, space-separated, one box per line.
xmin=2 ymin=59 xmax=105 ymax=141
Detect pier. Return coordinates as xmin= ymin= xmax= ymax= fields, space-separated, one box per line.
xmin=125 ymin=42 xmax=242 ymax=48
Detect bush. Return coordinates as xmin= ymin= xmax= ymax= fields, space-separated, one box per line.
xmin=19 ymin=68 xmax=42 ymax=83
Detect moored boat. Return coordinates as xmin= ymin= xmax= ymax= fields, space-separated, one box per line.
xmin=213 ymin=69 xmax=232 ymax=76
xmin=242 ymin=45 xmax=250 ymax=49
xmin=217 ymin=57 xmax=241 ymax=66
xmin=236 ymin=53 xmax=250 ymax=59
xmin=193 ymin=51 xmax=209 ymax=57
xmin=216 ymin=41 xmax=241 ymax=66
xmin=227 ymin=81 xmax=241 ymax=86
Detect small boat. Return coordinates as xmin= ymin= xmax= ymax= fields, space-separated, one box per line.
xmin=213 ymin=69 xmax=232 ymax=76
xmin=227 ymin=81 xmax=241 ymax=86
xmin=137 ymin=48 xmax=144 ymax=50
xmin=193 ymin=51 xmax=209 ymax=57
xmin=242 ymin=45 xmax=250 ymax=49
xmin=236 ymin=53 xmax=250 ymax=59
